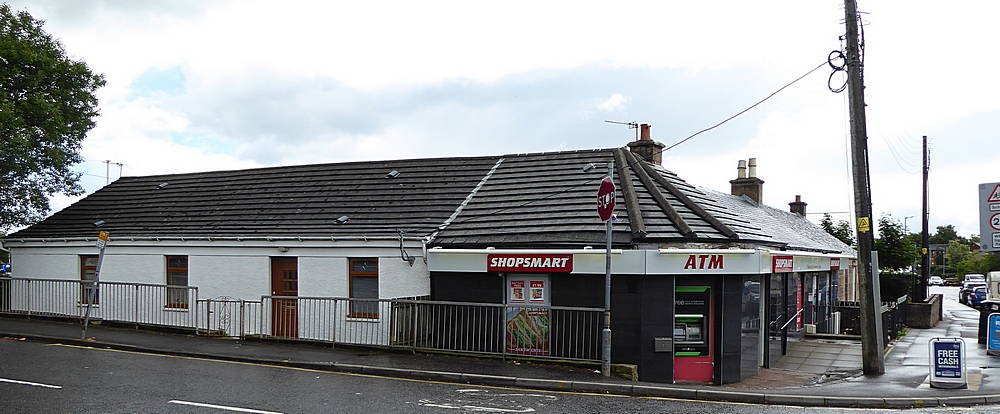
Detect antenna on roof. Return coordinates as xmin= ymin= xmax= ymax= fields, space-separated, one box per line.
xmin=103 ymin=160 xmax=124 ymax=184
xmin=604 ymin=120 xmax=640 ymax=141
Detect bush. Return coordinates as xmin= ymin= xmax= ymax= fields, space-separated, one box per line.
xmin=879 ymin=271 xmax=915 ymax=302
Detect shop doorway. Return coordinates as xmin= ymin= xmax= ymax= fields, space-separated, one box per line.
xmin=674 ymin=284 xmax=713 ymax=383
xmin=270 ymin=257 xmax=298 ymax=338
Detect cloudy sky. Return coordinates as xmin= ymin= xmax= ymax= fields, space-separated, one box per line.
xmin=9 ymin=0 xmax=998 ymax=238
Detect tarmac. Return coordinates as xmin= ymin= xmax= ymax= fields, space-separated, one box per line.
xmin=2 ymin=287 xmax=999 ymax=409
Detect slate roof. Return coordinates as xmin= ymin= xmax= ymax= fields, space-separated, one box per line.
xmin=7 ymin=156 xmax=498 ymax=238
xmin=5 ymin=146 xmax=852 ymax=254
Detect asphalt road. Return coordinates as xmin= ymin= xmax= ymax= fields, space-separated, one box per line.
xmin=3 ymin=339 xmax=1000 ymax=414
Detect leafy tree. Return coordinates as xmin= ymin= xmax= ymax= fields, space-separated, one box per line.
xmin=0 ymin=5 xmax=105 ymax=232
xmin=928 ymin=225 xmax=965 ymax=245
xmin=874 ymin=215 xmax=918 ymax=270
xmin=820 ymin=213 xmax=855 ymax=247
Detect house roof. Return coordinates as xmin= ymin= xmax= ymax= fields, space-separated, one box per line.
xmin=5 ymin=147 xmax=852 ymax=254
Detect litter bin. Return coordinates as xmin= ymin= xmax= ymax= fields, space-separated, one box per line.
xmin=978 ymin=301 xmax=1000 ymax=345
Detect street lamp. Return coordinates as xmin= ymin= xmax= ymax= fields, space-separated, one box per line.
xmin=584 ymin=160 xmax=615 ymax=378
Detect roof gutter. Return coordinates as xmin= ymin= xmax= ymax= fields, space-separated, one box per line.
xmin=2 ymin=235 xmax=429 ymax=243
xmin=428 ymin=248 xmax=623 ymax=255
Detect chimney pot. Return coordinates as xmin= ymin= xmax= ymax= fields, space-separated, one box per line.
xmin=789 ymin=195 xmax=807 ymax=216
xmin=730 ymin=157 xmax=764 ymax=204
xmin=626 ymin=123 xmax=665 ymax=165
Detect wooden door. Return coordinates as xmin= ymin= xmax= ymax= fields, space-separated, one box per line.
xmin=270 ymin=257 xmax=298 ymax=338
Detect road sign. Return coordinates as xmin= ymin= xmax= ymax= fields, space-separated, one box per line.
xmin=929 ymin=337 xmax=967 ymax=389
xmin=980 ymin=182 xmax=1000 ymax=252
xmin=988 ymin=314 xmax=1000 ymax=356
xmin=989 ymin=183 xmax=1000 ymax=202
xmin=597 ymin=177 xmax=616 ymax=222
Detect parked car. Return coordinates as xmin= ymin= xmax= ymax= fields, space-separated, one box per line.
xmin=961 ymin=282 xmax=987 ymax=305
xmin=943 ymin=276 xmax=961 ymax=286
xmin=928 ymin=276 xmax=944 ymax=286
xmin=965 ymin=274 xmax=986 ymax=284
xmin=0 ymin=263 xmax=10 ymax=277
xmin=971 ymin=286 xmax=989 ymax=308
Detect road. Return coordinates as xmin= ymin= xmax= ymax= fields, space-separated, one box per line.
xmin=2 ymin=338 xmax=1000 ymax=413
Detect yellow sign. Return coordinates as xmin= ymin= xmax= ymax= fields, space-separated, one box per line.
xmin=98 ymin=231 xmax=109 ymax=241
xmin=922 ymin=247 xmax=929 ymax=255
xmin=857 ymin=217 xmax=871 ymax=232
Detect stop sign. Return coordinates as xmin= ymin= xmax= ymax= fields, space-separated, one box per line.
xmin=597 ymin=177 xmax=616 ymax=221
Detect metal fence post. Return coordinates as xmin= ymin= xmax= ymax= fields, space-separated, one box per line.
xmin=26 ymin=279 xmax=32 ymax=318
xmin=411 ymin=302 xmax=418 ymax=354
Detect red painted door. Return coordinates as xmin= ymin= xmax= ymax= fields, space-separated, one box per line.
xmin=271 ymin=257 xmax=298 ymax=338
xmin=674 ymin=285 xmax=714 ymax=383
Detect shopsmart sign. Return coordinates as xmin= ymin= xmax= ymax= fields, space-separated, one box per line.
xmin=929 ymin=337 xmax=967 ymax=389
xmin=488 ymin=254 xmax=573 ymax=272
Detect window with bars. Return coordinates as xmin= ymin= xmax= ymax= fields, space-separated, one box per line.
xmin=166 ymin=255 xmax=189 ymax=308
xmin=80 ymin=255 xmax=99 ymax=304
xmin=349 ymin=258 xmax=378 ymax=318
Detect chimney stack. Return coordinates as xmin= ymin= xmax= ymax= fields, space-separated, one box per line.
xmin=627 ymin=123 xmax=665 ymax=165
xmin=730 ymin=158 xmax=764 ymax=204
xmin=789 ymin=195 xmax=807 ymax=216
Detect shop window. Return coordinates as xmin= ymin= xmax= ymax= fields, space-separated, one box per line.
xmin=80 ymin=255 xmax=99 ymax=304
xmin=349 ymin=258 xmax=378 ymax=318
xmin=166 ymin=255 xmax=189 ymax=309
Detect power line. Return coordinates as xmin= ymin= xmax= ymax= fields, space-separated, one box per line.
xmin=660 ymin=60 xmax=828 ymax=154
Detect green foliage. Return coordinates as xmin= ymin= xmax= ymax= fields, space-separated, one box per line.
xmin=874 ymin=215 xmax=918 ymax=270
xmin=878 ymin=270 xmax=915 ymax=301
xmin=0 ymin=5 xmax=105 ymax=232
xmin=820 ymin=213 xmax=855 ymax=247
xmin=928 ymin=225 xmax=966 ymax=245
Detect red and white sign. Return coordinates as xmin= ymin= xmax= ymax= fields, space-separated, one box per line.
xmin=488 ymin=254 xmax=573 ymax=273
xmin=991 ymin=213 xmax=1000 ymax=231
xmin=772 ymin=255 xmax=794 ymax=273
xmin=683 ymin=254 xmax=724 ymax=270
xmin=597 ymin=177 xmax=616 ymax=221
xmin=529 ymin=281 xmax=545 ymax=302
xmin=989 ymin=183 xmax=1000 ymax=202
xmin=830 ymin=258 xmax=841 ymax=270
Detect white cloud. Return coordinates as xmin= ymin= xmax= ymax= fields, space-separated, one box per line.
xmin=597 ymin=93 xmax=629 ymax=112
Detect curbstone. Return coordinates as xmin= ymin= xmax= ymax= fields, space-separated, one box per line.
xmin=939 ymin=395 xmax=988 ymax=406
xmin=571 ymin=381 xmax=632 ymax=395
xmin=883 ymin=397 xmax=936 ymax=408
xmin=696 ymin=389 xmax=764 ymax=404
xmin=984 ymin=394 xmax=1000 ymax=404
xmin=630 ymin=385 xmax=698 ymax=399
xmin=824 ymin=396 xmax=885 ymax=408
xmin=514 ymin=378 xmax=573 ymax=391
xmin=461 ymin=373 xmax=518 ymax=387
xmin=763 ymin=394 xmax=825 ymax=406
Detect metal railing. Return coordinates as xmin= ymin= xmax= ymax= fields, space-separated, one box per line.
xmin=253 ymin=296 xmax=603 ymax=361
xmin=0 ymin=277 xmax=199 ymax=328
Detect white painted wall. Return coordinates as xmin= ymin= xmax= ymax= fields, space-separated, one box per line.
xmin=191 ymin=255 xmax=269 ymax=300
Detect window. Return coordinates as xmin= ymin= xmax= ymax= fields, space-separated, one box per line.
xmin=349 ymin=258 xmax=378 ymax=318
xmin=166 ymin=255 xmax=189 ymax=309
xmin=80 ymin=255 xmax=99 ymax=304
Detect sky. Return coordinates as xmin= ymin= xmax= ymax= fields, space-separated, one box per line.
xmin=7 ymin=0 xmax=998 ymax=238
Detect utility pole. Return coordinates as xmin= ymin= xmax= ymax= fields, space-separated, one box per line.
xmin=843 ymin=0 xmax=885 ymax=375
xmin=918 ymin=135 xmax=930 ymax=301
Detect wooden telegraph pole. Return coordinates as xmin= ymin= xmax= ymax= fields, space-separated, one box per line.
xmin=843 ymin=0 xmax=885 ymax=375
xmin=917 ymin=136 xmax=929 ymax=302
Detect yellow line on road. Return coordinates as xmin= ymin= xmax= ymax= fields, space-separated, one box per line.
xmin=42 ymin=343 xmax=982 ymax=411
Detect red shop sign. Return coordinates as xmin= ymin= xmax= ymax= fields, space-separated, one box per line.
xmin=830 ymin=258 xmax=841 ymax=270
xmin=772 ymin=255 xmax=794 ymax=273
xmin=488 ymin=254 xmax=573 ymax=273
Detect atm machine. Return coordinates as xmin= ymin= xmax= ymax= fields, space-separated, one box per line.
xmin=674 ymin=285 xmax=713 ymax=383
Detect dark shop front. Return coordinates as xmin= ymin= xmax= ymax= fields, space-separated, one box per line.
xmin=428 ymin=248 xmax=847 ymax=384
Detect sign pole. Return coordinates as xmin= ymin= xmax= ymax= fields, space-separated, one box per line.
xmin=602 ymin=159 xmax=614 ymax=378
xmin=82 ymin=231 xmax=109 ymax=338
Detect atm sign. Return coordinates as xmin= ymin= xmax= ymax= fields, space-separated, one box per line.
xmin=488 ymin=254 xmax=573 ymax=272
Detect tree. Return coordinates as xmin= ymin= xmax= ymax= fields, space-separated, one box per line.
xmin=874 ymin=215 xmax=918 ymax=270
xmin=820 ymin=213 xmax=855 ymax=247
xmin=928 ymin=225 xmax=964 ymax=245
xmin=0 ymin=5 xmax=105 ymax=232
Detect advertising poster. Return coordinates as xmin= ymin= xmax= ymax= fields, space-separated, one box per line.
xmin=506 ymin=278 xmax=550 ymax=355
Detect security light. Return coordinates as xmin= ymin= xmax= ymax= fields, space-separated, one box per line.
xmin=93 ymin=220 xmax=106 ymax=227
xmin=336 ymin=216 xmax=350 ymax=224
xmin=157 ymin=182 xmax=169 ymax=189
xmin=582 ymin=163 xmax=597 ymax=172
xmin=385 ymin=170 xmax=400 ymax=178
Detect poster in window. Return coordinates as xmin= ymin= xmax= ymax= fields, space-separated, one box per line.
xmin=510 ymin=280 xmax=525 ymax=302
xmin=529 ymin=280 xmax=545 ymax=302
xmin=505 ymin=307 xmax=550 ymax=355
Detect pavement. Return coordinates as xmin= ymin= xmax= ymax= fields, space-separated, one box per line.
xmin=2 ymin=286 xmax=999 ymax=409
